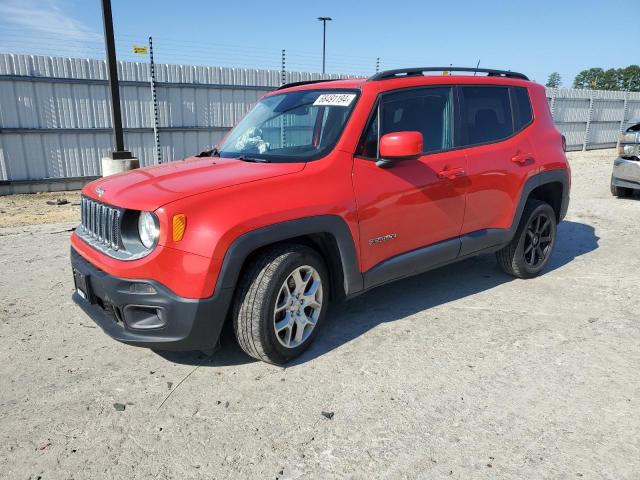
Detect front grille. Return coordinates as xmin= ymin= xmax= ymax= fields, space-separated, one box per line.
xmin=80 ymin=196 xmax=122 ymax=251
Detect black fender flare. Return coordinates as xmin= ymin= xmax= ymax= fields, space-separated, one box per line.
xmin=511 ymin=169 xmax=570 ymax=231
xmin=215 ymin=215 xmax=363 ymax=298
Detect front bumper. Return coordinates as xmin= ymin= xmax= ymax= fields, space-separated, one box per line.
xmin=70 ymin=247 xmax=233 ymax=351
xmin=612 ymin=157 xmax=640 ymax=189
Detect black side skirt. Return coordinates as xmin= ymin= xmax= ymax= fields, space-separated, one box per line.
xmin=362 ymin=229 xmax=511 ymax=291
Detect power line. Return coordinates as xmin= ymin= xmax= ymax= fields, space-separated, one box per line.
xmin=2 ymin=26 xmax=378 ymax=68
xmin=0 ymin=23 xmax=479 ymax=73
xmin=0 ymin=30 xmax=448 ymax=76
xmin=117 ymin=33 xmax=282 ymax=54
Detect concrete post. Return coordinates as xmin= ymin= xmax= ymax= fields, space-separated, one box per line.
xmin=549 ymin=88 xmax=558 ymax=117
xmin=101 ymin=156 xmax=139 ymax=177
xmin=617 ymin=91 xmax=630 ymax=150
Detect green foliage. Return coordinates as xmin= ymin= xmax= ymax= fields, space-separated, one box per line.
xmin=545 ymin=72 xmax=562 ymax=88
xmin=621 ymin=65 xmax=640 ymax=91
xmin=573 ymin=65 xmax=640 ymax=91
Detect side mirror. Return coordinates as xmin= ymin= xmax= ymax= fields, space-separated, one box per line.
xmin=376 ymin=131 xmax=423 ymax=168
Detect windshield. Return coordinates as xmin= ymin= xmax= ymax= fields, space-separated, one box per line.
xmin=218 ymin=89 xmax=359 ymax=162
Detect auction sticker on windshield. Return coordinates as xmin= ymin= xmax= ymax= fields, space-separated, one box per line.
xmin=313 ymin=93 xmax=356 ymax=107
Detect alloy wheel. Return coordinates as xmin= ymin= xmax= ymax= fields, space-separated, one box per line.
xmin=273 ymin=265 xmax=323 ymax=349
xmin=524 ymin=212 xmax=553 ymax=267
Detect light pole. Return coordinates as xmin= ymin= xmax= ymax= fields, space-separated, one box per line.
xmin=317 ymin=16 xmax=332 ymax=74
xmin=100 ymin=0 xmax=138 ymax=175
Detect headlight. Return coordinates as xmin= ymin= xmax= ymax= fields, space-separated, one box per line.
xmin=619 ymin=132 xmax=638 ymax=143
xmin=619 ymin=143 xmax=639 ymax=156
xmin=138 ymin=211 xmax=159 ymax=249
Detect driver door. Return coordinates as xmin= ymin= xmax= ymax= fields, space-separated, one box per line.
xmin=352 ymin=86 xmax=467 ymax=281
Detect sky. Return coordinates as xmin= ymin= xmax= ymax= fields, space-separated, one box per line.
xmin=0 ymin=0 xmax=633 ymax=85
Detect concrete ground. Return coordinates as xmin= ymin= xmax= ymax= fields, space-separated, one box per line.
xmin=0 ymin=149 xmax=638 ymax=479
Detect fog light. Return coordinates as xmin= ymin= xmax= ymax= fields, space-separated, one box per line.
xmin=123 ymin=305 xmax=167 ymax=330
xmin=172 ymin=214 xmax=187 ymax=242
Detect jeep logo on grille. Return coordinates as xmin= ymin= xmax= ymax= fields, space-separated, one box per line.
xmin=95 ymin=187 xmax=105 ymax=197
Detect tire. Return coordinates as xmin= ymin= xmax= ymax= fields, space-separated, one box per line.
xmin=611 ymin=176 xmax=633 ymax=198
xmin=232 ymin=244 xmax=329 ymax=364
xmin=496 ymin=199 xmax=557 ymax=279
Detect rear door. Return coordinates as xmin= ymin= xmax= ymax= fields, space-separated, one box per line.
xmin=352 ymin=86 xmax=467 ymax=274
xmin=458 ymin=85 xmax=536 ymax=255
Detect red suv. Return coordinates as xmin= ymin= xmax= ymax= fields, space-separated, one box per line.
xmin=71 ymin=67 xmax=570 ymax=364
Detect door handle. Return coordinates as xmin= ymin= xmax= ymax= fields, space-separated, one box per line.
xmin=511 ymin=152 xmax=534 ymax=165
xmin=437 ymin=167 xmax=466 ymax=180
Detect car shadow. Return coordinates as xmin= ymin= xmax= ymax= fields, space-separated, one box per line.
xmin=157 ymin=220 xmax=598 ymax=368
xmin=154 ymin=323 xmax=259 ymax=367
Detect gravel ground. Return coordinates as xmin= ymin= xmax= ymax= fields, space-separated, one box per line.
xmin=0 ymin=149 xmax=638 ymax=479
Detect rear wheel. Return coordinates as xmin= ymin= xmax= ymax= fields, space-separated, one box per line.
xmin=496 ymin=200 xmax=557 ymax=279
xmin=232 ymin=244 xmax=329 ymax=364
xmin=611 ymin=176 xmax=633 ymax=197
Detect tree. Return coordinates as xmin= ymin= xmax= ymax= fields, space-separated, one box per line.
xmin=573 ymin=65 xmax=640 ymax=91
xmin=600 ymin=68 xmax=620 ymax=90
xmin=546 ymin=72 xmax=562 ymax=88
xmin=620 ymin=65 xmax=640 ymax=91
xmin=573 ymin=68 xmax=604 ymax=89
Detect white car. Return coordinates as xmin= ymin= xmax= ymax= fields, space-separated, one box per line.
xmin=612 ymin=118 xmax=640 ymax=197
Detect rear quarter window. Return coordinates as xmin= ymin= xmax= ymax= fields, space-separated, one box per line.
xmin=511 ymin=87 xmax=533 ymax=132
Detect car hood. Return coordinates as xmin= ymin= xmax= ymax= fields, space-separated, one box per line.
xmin=83 ymin=156 xmax=305 ymax=211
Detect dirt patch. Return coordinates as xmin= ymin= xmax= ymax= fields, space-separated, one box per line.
xmin=0 ymin=191 xmax=81 ymax=228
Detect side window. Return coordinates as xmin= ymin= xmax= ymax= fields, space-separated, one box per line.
xmin=381 ymin=87 xmax=454 ymax=153
xmin=356 ymin=87 xmax=454 ymax=157
xmin=460 ymin=86 xmax=513 ymax=146
xmin=511 ymin=87 xmax=533 ymax=132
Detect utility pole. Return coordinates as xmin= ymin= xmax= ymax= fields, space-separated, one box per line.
xmin=100 ymin=0 xmax=138 ymax=175
xmin=317 ymin=17 xmax=332 ymax=74
xmin=375 ymin=57 xmax=380 ymax=74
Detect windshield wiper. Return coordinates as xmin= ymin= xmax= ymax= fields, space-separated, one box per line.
xmin=196 ymin=146 xmax=221 ymax=157
xmin=237 ymin=155 xmax=271 ymax=163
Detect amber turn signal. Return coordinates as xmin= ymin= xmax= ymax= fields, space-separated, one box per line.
xmin=172 ymin=214 xmax=187 ymax=242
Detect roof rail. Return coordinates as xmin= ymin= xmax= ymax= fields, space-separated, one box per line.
xmin=368 ymin=67 xmax=529 ymax=82
xmin=276 ymin=78 xmax=344 ymax=90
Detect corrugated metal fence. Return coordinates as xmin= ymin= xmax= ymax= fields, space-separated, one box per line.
xmin=0 ymin=54 xmax=347 ymax=182
xmin=1 ymin=53 xmax=639 ymax=182
xmin=549 ymin=87 xmax=640 ymax=151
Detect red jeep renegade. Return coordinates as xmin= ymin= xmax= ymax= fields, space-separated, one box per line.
xmin=71 ymin=67 xmax=571 ymax=364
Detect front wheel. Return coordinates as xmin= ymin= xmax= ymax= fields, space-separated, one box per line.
xmin=496 ymin=200 xmax=557 ymax=279
xmin=611 ymin=176 xmax=633 ymax=198
xmin=232 ymin=244 xmax=329 ymax=364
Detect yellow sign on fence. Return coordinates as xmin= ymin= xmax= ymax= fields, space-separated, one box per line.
xmin=132 ymin=46 xmax=148 ymax=54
